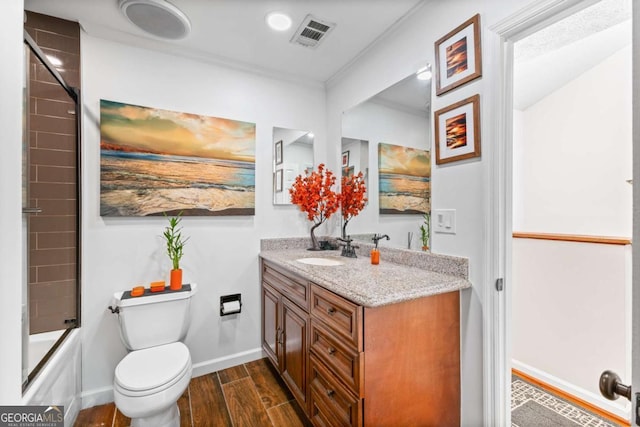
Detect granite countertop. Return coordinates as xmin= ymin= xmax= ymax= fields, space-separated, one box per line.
xmin=259 ymin=246 xmax=471 ymax=307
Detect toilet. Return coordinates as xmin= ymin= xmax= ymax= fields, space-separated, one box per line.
xmin=111 ymin=283 xmax=198 ymax=427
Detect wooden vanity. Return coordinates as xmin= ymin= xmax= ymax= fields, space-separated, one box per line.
xmin=260 ymin=247 xmax=469 ymax=427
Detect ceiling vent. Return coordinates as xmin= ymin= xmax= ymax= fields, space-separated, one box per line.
xmin=119 ymin=0 xmax=191 ymax=40
xmin=290 ymin=15 xmax=336 ymax=49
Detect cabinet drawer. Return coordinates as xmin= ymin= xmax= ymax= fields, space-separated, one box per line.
xmin=263 ymin=260 xmax=309 ymax=310
xmin=309 ymin=354 xmax=361 ymax=427
xmin=310 ymin=320 xmax=363 ymax=396
xmin=310 ymin=284 xmax=362 ymax=349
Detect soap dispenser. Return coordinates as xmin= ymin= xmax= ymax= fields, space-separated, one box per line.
xmin=371 ymin=234 xmax=390 ymax=265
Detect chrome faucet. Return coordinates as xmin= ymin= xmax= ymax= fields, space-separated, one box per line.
xmin=337 ymin=236 xmax=358 ymax=258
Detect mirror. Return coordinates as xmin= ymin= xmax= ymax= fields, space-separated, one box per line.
xmin=341 ymin=66 xmax=432 ymax=250
xmin=272 ymin=127 xmax=314 ymax=205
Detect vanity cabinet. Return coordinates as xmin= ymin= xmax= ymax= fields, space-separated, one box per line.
xmin=260 ymin=258 xmax=461 ymax=426
xmin=261 ymin=261 xmax=310 ymax=409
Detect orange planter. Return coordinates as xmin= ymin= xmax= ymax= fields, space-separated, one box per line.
xmin=170 ymin=269 xmax=183 ymax=291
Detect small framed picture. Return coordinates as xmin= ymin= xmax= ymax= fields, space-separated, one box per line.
xmin=341 ymin=151 xmax=350 ymax=167
xmin=274 ymin=169 xmax=283 ymax=192
xmin=275 ymin=140 xmax=283 ymax=165
xmin=434 ymin=94 xmax=481 ymax=165
xmin=434 ymin=14 xmax=482 ymax=96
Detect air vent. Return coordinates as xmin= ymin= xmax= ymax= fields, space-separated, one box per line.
xmin=290 ymin=15 xmax=336 ymax=49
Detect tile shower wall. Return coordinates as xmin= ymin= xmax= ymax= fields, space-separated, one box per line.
xmin=24 ymin=12 xmax=80 ymax=334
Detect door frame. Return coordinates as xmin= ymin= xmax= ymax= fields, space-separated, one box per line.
xmin=483 ymin=0 xmax=626 ymax=425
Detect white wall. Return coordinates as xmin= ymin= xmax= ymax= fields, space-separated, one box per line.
xmin=80 ymin=35 xmax=327 ymax=406
xmin=0 ymin=0 xmax=26 ymax=405
xmin=342 ymin=99 xmax=430 ymax=248
xmin=511 ymin=239 xmax=630 ymax=418
xmin=513 ymin=46 xmax=632 ymax=236
xmin=326 ymin=0 xmax=533 ymax=423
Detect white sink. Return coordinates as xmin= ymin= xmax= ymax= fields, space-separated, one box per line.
xmin=296 ymin=257 xmax=345 ymax=266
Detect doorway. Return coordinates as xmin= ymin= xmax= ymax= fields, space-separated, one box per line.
xmin=510 ymin=0 xmax=632 ymax=422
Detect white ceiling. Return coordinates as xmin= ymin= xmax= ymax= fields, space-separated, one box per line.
xmin=514 ymin=0 xmax=631 ymax=110
xmin=24 ymin=0 xmax=425 ymax=85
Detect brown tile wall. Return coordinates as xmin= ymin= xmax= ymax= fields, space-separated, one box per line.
xmin=25 ymin=11 xmax=80 ymax=334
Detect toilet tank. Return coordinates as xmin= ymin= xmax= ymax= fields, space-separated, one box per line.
xmin=112 ymin=283 xmax=198 ymax=351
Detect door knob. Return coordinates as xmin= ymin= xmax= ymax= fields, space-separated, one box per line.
xmin=599 ymin=370 xmax=631 ymax=401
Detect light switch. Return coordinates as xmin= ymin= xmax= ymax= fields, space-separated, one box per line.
xmin=433 ymin=209 xmax=456 ymax=234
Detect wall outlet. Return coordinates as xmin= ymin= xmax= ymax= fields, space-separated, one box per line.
xmin=433 ymin=209 xmax=456 ymax=234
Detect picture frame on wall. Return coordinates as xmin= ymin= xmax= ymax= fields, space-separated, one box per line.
xmin=434 ymin=14 xmax=482 ymax=96
xmin=434 ymin=94 xmax=481 ymax=165
xmin=275 ymin=169 xmax=283 ymax=192
xmin=275 ymin=140 xmax=283 ymax=165
xmin=342 ymin=150 xmax=350 ymax=167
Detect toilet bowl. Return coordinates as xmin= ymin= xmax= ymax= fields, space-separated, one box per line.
xmin=114 ymin=342 xmax=192 ymax=427
xmin=110 ymin=283 xmax=198 ymax=427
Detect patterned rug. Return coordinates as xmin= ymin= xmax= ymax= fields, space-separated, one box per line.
xmin=511 ymin=374 xmax=619 ymax=427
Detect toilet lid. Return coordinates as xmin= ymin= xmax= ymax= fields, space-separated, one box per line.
xmin=115 ymin=342 xmax=190 ymax=392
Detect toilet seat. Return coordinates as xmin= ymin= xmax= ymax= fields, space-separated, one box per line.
xmin=115 ymin=342 xmax=191 ymax=397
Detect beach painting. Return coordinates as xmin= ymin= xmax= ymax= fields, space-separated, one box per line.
xmin=378 ymin=143 xmax=430 ymax=215
xmin=100 ymin=100 xmax=256 ymax=216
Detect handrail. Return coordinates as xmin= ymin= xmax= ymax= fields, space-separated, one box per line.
xmin=512 ymin=232 xmax=631 ymax=246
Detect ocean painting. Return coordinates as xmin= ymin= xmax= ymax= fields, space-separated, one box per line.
xmin=100 ymin=100 xmax=256 ymax=216
xmin=378 ymin=143 xmax=430 ymax=215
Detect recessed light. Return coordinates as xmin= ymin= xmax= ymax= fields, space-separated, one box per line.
xmin=266 ymin=12 xmax=292 ymax=31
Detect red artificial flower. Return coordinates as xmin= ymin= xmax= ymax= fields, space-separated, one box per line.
xmin=289 ymin=164 xmax=339 ymax=226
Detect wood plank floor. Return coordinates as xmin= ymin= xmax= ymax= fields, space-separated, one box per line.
xmin=74 ymin=358 xmax=310 ymax=427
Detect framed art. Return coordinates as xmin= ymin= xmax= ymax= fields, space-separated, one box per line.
xmin=275 ymin=169 xmax=283 ymax=192
xmin=342 ymin=150 xmax=350 ymax=167
xmin=434 ymin=14 xmax=482 ymax=96
xmin=99 ymin=99 xmax=256 ymax=216
xmin=434 ymin=94 xmax=481 ymax=165
xmin=275 ymin=140 xmax=283 ymax=165
xmin=378 ymin=143 xmax=430 ymax=215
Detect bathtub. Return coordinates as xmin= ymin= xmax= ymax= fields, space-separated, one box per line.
xmin=22 ymin=328 xmax=81 ymax=427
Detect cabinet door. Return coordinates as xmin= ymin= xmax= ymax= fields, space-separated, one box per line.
xmin=281 ymin=296 xmax=309 ymax=408
xmin=262 ymin=283 xmax=281 ymax=370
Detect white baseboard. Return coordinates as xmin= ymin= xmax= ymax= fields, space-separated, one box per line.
xmin=80 ymin=386 xmax=114 ymax=410
xmin=192 ymin=347 xmax=265 ymax=378
xmin=511 ymin=359 xmax=630 ymax=420
xmin=80 ymin=347 xmax=265 ymax=410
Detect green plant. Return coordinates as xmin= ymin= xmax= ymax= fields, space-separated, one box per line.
xmin=162 ymin=212 xmax=189 ymax=270
xmin=419 ymin=212 xmax=431 ymax=249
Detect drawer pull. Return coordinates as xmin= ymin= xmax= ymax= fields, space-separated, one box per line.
xmin=327 ymin=347 xmax=336 ymax=355
xmin=326 ymin=389 xmax=335 ymax=397
xmin=327 ymin=307 xmax=337 ymax=315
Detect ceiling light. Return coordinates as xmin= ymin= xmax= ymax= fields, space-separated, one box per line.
xmin=266 ymin=12 xmax=292 ymax=31
xmin=416 ymin=66 xmax=432 ymax=81
xmin=119 ymin=0 xmax=191 ymax=40
xmin=308 ymin=132 xmax=314 ymax=138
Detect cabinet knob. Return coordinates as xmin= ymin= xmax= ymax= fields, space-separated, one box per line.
xmin=328 ymin=347 xmax=336 ymax=355
xmin=327 ymin=307 xmax=336 ymax=315
xmin=326 ymin=389 xmax=335 ymax=397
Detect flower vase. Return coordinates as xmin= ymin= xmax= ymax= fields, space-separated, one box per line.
xmin=170 ymin=269 xmax=183 ymax=290
xmin=309 ymin=223 xmax=321 ymax=251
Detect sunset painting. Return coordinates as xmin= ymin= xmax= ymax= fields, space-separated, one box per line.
xmin=100 ymin=100 xmax=256 ymax=216
xmin=378 ymin=143 xmax=430 ymax=215
xmin=445 ymin=112 xmax=468 ymax=149
xmin=446 ymin=36 xmax=468 ymax=78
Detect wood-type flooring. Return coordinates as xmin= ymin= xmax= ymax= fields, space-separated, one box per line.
xmin=74 ymin=358 xmax=310 ymax=427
